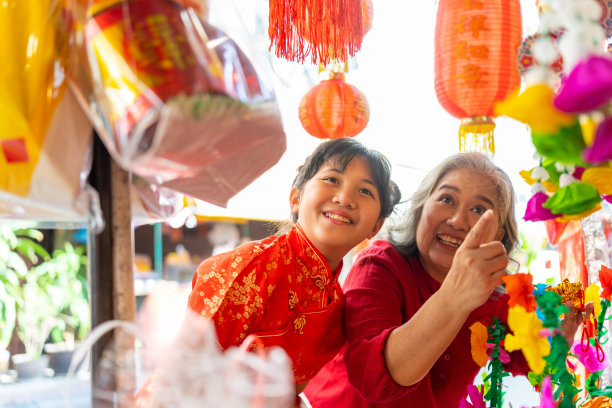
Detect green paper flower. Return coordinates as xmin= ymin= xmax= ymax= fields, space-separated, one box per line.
xmin=543 ymin=182 xmax=602 ymax=215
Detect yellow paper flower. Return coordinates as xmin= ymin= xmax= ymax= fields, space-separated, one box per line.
xmin=469 ymin=321 xmax=489 ymax=367
xmin=519 ymin=170 xmax=557 ymax=192
xmin=494 ymin=84 xmax=575 ymax=134
xmin=504 ymin=306 xmax=550 ymax=374
xmin=585 ymin=283 xmax=602 ymax=318
xmin=582 ymin=167 xmax=612 ymax=196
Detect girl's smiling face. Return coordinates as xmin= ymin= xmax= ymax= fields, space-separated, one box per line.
xmin=416 ymin=168 xmax=502 ymax=282
xmin=290 ymin=156 xmax=384 ymax=270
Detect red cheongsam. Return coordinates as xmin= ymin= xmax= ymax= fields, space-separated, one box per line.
xmin=187 ymin=224 xmax=346 ymax=384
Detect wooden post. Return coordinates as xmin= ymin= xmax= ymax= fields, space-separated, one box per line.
xmin=90 ymin=136 xmax=136 ymax=407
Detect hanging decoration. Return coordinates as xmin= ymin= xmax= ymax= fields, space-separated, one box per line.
xmin=433 ymin=0 xmax=522 ymax=156
xmin=296 ymin=0 xmax=374 ymax=44
xmin=298 ymin=71 xmax=369 ymax=139
xmin=268 ymin=0 xmax=365 ymax=65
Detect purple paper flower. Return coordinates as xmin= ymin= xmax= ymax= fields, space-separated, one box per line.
xmin=583 ymin=116 xmax=612 ymax=164
xmin=523 ymin=192 xmax=558 ymax=222
xmin=572 ymin=340 xmax=609 ymax=373
xmin=554 ymin=55 xmax=612 ymax=113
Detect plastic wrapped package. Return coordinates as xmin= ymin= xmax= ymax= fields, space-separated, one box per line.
xmin=69 ymin=0 xmax=287 ymax=207
xmin=67 ymin=296 xmax=295 ymax=408
xmin=0 ymin=0 xmax=99 ymax=224
xmin=131 ymin=175 xmax=182 ymax=226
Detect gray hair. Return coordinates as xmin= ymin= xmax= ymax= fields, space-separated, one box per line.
xmin=382 ymin=152 xmax=518 ymax=259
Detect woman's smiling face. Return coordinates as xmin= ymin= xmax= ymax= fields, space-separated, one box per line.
xmin=416 ymin=168 xmax=501 ymax=282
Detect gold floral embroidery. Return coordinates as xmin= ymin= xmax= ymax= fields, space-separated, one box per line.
xmin=294 ymin=315 xmax=306 ymax=334
xmin=288 ymin=291 xmax=298 ymax=310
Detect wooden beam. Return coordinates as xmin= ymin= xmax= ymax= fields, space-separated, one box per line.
xmin=89 ymin=136 xmax=136 ymax=407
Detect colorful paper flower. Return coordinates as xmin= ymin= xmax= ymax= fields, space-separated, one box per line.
xmin=599 ymin=265 xmax=612 ymax=300
xmin=503 ymin=274 xmax=537 ymax=312
xmin=494 ymin=84 xmax=575 ymax=134
xmin=583 ymin=116 xmax=612 ymax=164
xmin=505 ymin=306 xmax=550 ymax=374
xmin=557 ymin=203 xmax=602 ymax=222
xmin=459 ymin=384 xmax=486 ymax=408
xmin=531 ymin=121 xmax=587 ymax=166
xmin=585 ymin=283 xmax=602 ymax=318
xmin=538 ymin=376 xmax=555 ymax=408
xmin=523 ymin=192 xmax=558 ymax=222
xmin=469 ymin=321 xmax=489 ymax=367
xmin=553 ymin=55 xmax=612 ymax=113
xmin=581 ymin=396 xmax=612 ymax=408
xmin=582 ymin=166 xmax=612 ymax=196
xmin=520 ymin=170 xmax=558 ymax=193
xmin=571 ymin=339 xmax=608 ymax=373
xmin=543 ymin=182 xmax=602 ymax=215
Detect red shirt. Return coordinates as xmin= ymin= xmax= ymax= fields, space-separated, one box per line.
xmin=188 ymin=224 xmax=346 ymax=384
xmin=304 ymin=240 xmax=528 ymax=407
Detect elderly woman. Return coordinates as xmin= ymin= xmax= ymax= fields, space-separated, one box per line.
xmin=304 ymin=153 xmax=583 ymax=407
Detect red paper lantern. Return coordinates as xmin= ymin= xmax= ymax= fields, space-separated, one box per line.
xmin=298 ymin=72 xmax=369 ymax=139
xmin=434 ymin=0 xmax=522 ymax=155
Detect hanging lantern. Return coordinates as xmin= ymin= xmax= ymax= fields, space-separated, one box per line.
xmin=298 ymin=72 xmax=369 ymax=139
xmin=269 ymin=0 xmax=364 ymax=65
xmin=434 ymin=0 xmax=522 ymax=156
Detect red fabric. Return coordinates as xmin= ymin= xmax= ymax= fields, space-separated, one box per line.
xmin=556 ymin=221 xmax=588 ymax=284
xmin=188 ymin=224 xmax=346 ymax=384
xmin=304 ymin=240 xmax=528 ymax=407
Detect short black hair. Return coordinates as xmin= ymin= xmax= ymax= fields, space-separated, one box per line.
xmin=291 ymin=138 xmax=401 ymax=222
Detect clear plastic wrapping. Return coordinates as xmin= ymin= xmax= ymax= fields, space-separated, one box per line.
xmin=0 ymin=1 xmax=98 ymax=225
xmin=68 ymin=290 xmax=295 ymax=408
xmin=69 ymin=0 xmax=287 ymax=207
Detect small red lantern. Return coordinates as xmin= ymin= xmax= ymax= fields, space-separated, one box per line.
xmin=298 ymin=72 xmax=369 ymax=139
xmin=434 ymin=0 xmax=522 ymax=155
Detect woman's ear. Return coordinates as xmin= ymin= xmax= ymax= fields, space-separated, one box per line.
xmin=289 ymin=187 xmax=300 ymax=214
xmin=495 ymin=227 xmax=505 ymax=242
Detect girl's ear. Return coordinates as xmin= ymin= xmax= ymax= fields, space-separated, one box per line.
xmin=289 ymin=187 xmax=300 ymax=214
xmin=368 ymin=217 xmax=385 ymax=239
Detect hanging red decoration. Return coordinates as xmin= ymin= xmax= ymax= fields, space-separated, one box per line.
xmin=298 ymin=72 xmax=369 ymax=139
xmin=269 ymin=0 xmax=365 ymax=65
xmin=434 ymin=0 xmax=522 ymax=155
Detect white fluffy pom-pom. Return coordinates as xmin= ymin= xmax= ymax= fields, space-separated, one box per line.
xmin=559 ymin=173 xmax=578 ymax=187
xmin=531 ymin=166 xmax=551 ymax=181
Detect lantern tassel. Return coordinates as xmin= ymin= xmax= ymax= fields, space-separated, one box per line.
xmin=458 ymin=116 xmax=496 ymax=156
xmin=269 ymin=0 xmax=364 ymax=65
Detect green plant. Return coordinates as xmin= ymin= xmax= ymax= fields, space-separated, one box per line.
xmin=43 ymin=242 xmax=89 ymax=348
xmin=0 ymin=227 xmax=49 ymax=351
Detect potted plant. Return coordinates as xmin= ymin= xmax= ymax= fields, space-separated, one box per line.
xmin=0 ymin=227 xmax=52 ymax=378
xmin=41 ymin=242 xmax=89 ymax=374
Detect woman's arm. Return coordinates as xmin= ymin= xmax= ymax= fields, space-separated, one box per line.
xmin=384 ymin=210 xmax=509 ymax=386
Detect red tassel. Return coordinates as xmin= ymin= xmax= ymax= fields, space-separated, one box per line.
xmin=269 ymin=0 xmax=364 ymax=64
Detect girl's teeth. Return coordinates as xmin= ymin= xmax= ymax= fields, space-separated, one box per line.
xmin=326 ymin=213 xmax=350 ymax=223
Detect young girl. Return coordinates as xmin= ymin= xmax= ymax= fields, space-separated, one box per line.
xmin=187 ymin=137 xmax=401 ymax=389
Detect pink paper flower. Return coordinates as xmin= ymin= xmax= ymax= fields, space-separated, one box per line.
xmin=524 ymin=192 xmax=558 ymax=222
xmin=572 ymin=339 xmax=608 ymax=373
xmin=459 ymin=384 xmax=486 ymax=408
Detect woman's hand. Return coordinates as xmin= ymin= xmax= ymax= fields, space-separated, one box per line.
xmin=440 ymin=210 xmax=509 ymax=314
xmin=561 ymin=301 xmax=594 ymax=346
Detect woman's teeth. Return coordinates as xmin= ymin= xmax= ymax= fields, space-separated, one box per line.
xmin=325 ymin=213 xmax=351 ymax=224
xmin=437 ymin=234 xmax=462 ymax=247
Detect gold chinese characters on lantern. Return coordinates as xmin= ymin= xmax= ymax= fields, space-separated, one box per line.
xmin=434 ymin=0 xmax=522 ymax=155
xmin=298 ymin=72 xmax=369 ymax=139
